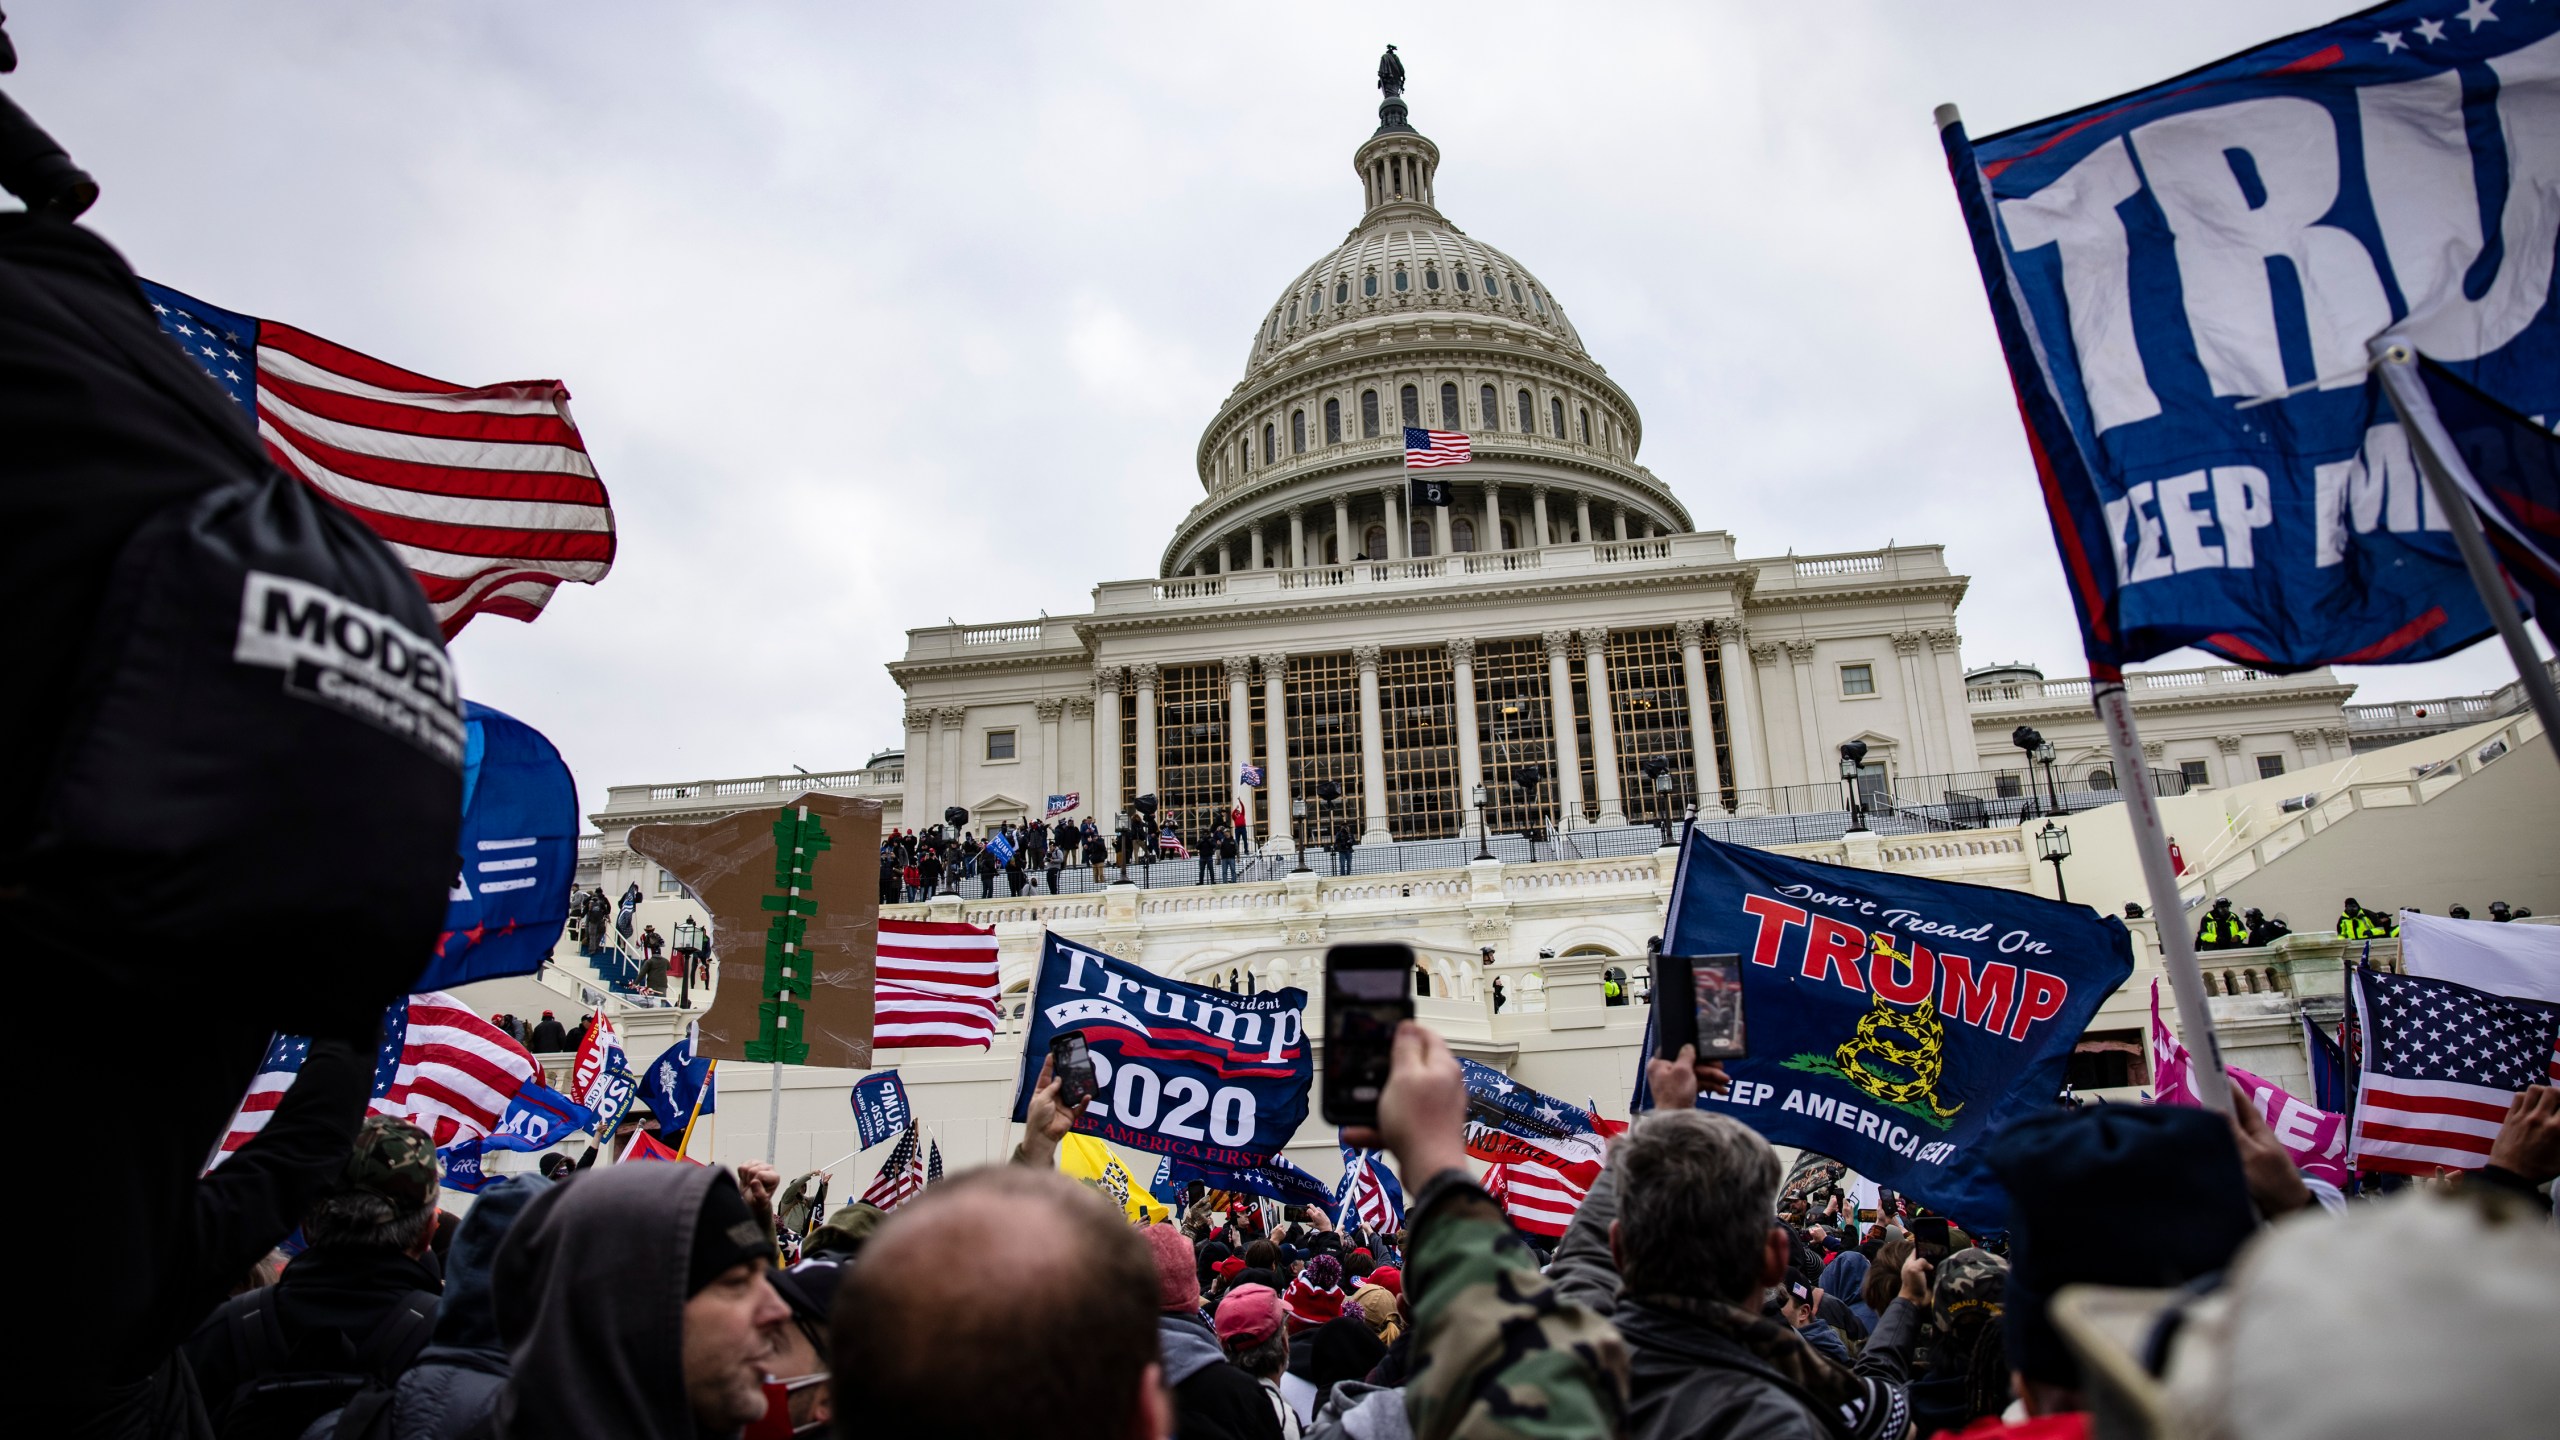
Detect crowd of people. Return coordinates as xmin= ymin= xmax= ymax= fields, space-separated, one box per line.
xmin=484 ymin=1010 xmax=585 ymax=1054
xmin=876 ymin=807 xmax=1282 ymax=903
xmin=2185 ymin=894 xmax=2542 ymax=952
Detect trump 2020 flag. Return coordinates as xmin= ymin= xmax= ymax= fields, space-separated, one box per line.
xmin=481 ymin=1082 xmax=599 ymax=1154
xmin=1941 ymin=3 xmax=2558 ymax=670
xmin=851 ymin=1071 xmax=913 ymax=1150
xmin=418 ymin=702 xmax=579 ymax=991
xmin=1010 ymin=931 xmax=1310 ymax=1167
xmin=1655 ymin=832 xmax=2134 ymax=1231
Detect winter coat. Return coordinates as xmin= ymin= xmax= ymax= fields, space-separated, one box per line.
xmin=1159 ymin=1314 xmax=1283 ymax=1440
xmin=1303 ymin=1380 xmax=1408 ymax=1440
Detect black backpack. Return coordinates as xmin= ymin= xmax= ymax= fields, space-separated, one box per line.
xmin=216 ymin=1287 xmax=439 ymax=1440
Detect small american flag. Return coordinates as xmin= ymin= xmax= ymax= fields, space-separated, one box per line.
xmin=1335 ymin=1147 xmax=1405 ymax=1233
xmin=927 ymin=1137 xmax=945 ymax=1184
xmin=1487 ymin=1155 xmax=1599 ymax=1238
xmin=1404 ymin=426 xmax=1472 ymax=469
xmin=215 ymin=991 xmax=540 ymax=1160
xmin=861 ymin=1122 xmax=929 ymax=1211
xmin=874 ymin=919 xmax=1002 ymax=1050
xmin=141 ymin=280 xmax=615 ymax=638
xmin=2350 ymin=968 xmax=2560 ymax=1174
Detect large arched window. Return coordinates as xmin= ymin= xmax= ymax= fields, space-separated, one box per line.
xmin=1453 ymin=516 xmax=1477 ymax=552
xmin=1286 ymin=300 xmax=1298 ymax=326
xmin=1335 ymin=279 xmax=1350 ymax=305
xmin=1262 ymin=423 xmax=1276 ymax=464
xmin=1578 ymin=407 xmax=1591 ymax=443
xmin=1551 ymin=397 xmax=1566 ymax=437
xmin=1239 ymin=437 xmax=1250 ymax=472
xmin=1291 ymin=409 xmax=1306 ymax=454
xmin=1363 ymin=273 xmax=1378 ymax=298
xmin=1480 ymin=384 xmax=1498 ymax=430
xmin=1400 ymin=385 xmax=1420 ymax=428
xmin=1393 ymin=268 xmax=1410 ymax=292
xmin=1500 ymin=520 xmax=1518 ymax=548
xmin=1410 ymin=519 xmax=1434 ymax=556
xmin=1424 ymin=265 xmax=1441 ymax=290
xmin=1362 ymin=524 xmax=1386 ymax=560
xmin=1324 ymin=397 xmax=1341 ymax=445
xmin=1440 ymin=382 xmax=1460 ymax=427
xmin=1361 ymin=390 xmax=1380 ymax=438
xmin=1455 ymin=269 xmax=1471 ymax=293
xmin=1517 ymin=389 xmax=1534 ymax=433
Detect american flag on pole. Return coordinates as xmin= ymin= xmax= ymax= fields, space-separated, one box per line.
xmin=2349 ymin=968 xmax=2560 ymax=1175
xmin=1403 ymin=426 xmax=1472 ymax=469
xmin=861 ymin=1122 xmax=929 ymax=1211
xmin=1333 ymin=1146 xmax=1405 ymax=1233
xmin=139 ymin=280 xmax=616 ymax=638
xmin=874 ymin=919 xmax=1002 ymax=1050
xmin=215 ymin=991 xmax=541 ymax=1159
xmin=1485 ymin=1155 xmax=1600 ymax=1239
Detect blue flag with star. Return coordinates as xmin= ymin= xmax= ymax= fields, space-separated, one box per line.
xmin=417 ymin=702 xmax=579 ymax=991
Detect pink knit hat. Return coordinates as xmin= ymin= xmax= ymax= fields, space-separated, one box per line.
xmin=1142 ymin=1224 xmax=1200 ymax=1312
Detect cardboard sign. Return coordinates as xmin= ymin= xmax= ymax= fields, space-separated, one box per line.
xmin=630 ymin=792 xmax=882 ymax=1068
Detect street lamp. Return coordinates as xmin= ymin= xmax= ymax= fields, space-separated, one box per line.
xmin=1290 ymin=797 xmax=1311 ymax=874
xmin=1641 ymin=755 xmax=1675 ymax=847
xmin=2037 ymin=820 xmax=2073 ymax=903
xmin=673 ymin=915 xmax=703 ymax=1009
xmin=2033 ymin=738 xmax=2062 ymax=813
xmin=1471 ymin=782 xmax=1494 ymax=861
xmin=1838 ymin=740 xmax=1869 ymax=834
xmin=1511 ymin=765 xmax=1547 ymax=860
xmin=2010 ymin=726 xmax=2044 ymax=820
xmin=938 ymin=805 xmax=969 ymax=896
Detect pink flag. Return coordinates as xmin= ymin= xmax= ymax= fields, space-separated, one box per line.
xmin=2148 ymin=980 xmax=2349 ymax=1186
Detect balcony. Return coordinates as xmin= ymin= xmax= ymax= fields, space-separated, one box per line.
xmin=1090 ymin=532 xmax=1744 ymax=615
xmin=1966 ymin=663 xmax=2341 ymax=707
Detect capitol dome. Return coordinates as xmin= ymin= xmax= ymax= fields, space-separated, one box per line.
xmin=1166 ymin=60 xmax=1687 ymax=579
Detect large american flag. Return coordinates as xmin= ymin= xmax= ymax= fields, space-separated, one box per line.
xmin=2350 ymin=968 xmax=2560 ymax=1175
xmin=1484 ymin=1155 xmax=1600 ymax=1238
xmin=1403 ymin=426 xmax=1473 ymax=469
xmin=861 ymin=1122 xmax=930 ymax=1211
xmin=874 ymin=919 xmax=1002 ymax=1050
xmin=140 ymin=280 xmax=615 ymax=638
xmin=216 ymin=991 xmax=542 ymax=1158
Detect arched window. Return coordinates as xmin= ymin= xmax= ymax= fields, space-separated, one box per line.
xmin=1291 ymin=409 xmax=1306 ymax=454
xmin=1424 ymin=266 xmax=1441 ymax=290
xmin=1579 ymin=407 xmax=1591 ymax=443
xmin=1453 ymin=516 xmax=1477 ymax=552
xmin=1532 ymin=289 xmax=1548 ymax=315
xmin=1509 ymin=280 xmax=1524 ymax=303
xmin=1363 ymin=273 xmax=1378 ymax=297
xmin=1309 ymin=287 xmax=1322 ymax=314
xmin=1324 ymin=397 xmax=1342 ymax=444
xmin=1360 ymin=390 xmax=1380 ymax=438
xmin=1440 ymin=382 xmax=1460 ymax=426
xmin=1262 ymin=423 xmax=1276 ymax=464
xmin=1551 ymin=397 xmax=1566 ymax=437
xmin=1239 ymin=437 xmax=1250 ymax=472
xmin=1400 ymin=385 xmax=1420 ymax=428
xmin=1484 ymin=272 xmax=1499 ymax=296
xmin=1286 ymin=300 xmax=1298 ymax=326
xmin=1393 ymin=268 xmax=1409 ymax=292
xmin=1410 ymin=519 xmax=1434 ymax=556
xmin=1362 ymin=524 xmax=1386 ymax=560
xmin=1335 ymin=279 xmax=1350 ymax=305
xmin=1500 ymin=520 xmax=1518 ymax=548
xmin=1481 ymin=384 xmax=1498 ymax=429
xmin=2089 ymin=767 xmax=2117 ymax=791
xmin=1517 ymin=389 xmax=1534 ymax=432
xmin=1455 ymin=270 xmax=1471 ymax=292
xmin=1325 ymin=532 xmax=1339 ymax=564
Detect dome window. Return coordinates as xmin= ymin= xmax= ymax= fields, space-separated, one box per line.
xmin=1363 ymin=524 xmax=1386 ymax=560
xmin=1424 ymin=266 xmax=1441 ymax=290
xmin=1363 ymin=273 xmax=1378 ymax=298
xmin=1579 ymin=407 xmax=1591 ymax=443
xmin=1286 ymin=300 xmax=1299 ymax=326
xmin=1533 ymin=288 xmax=1548 ymax=315
xmin=1410 ymin=519 xmax=1433 ymax=556
xmin=1439 ymin=382 xmax=1459 ymax=427
xmin=1393 ymin=268 xmax=1409 ymax=293
xmin=1310 ymin=287 xmax=1322 ymax=314
xmin=1453 ymin=517 xmax=1477 ymax=553
xmin=1291 ymin=409 xmax=1307 ymax=454
xmin=1480 ymin=385 xmax=1498 ymax=430
xmin=1263 ymin=423 xmax=1276 ymax=464
xmin=1360 ymin=389 xmax=1380 ymax=439
xmin=1455 ymin=270 xmax=1471 ymax=293
xmin=1336 ymin=279 xmax=1350 ymax=305
xmin=1509 ymin=280 xmax=1524 ymax=303
xmin=1551 ymin=396 xmax=1566 ymax=438
xmin=1484 ymin=272 xmax=1499 ymax=297
xmin=1324 ymin=398 xmax=1342 ymax=445
xmin=1516 ymin=389 xmax=1534 ymax=433
xmin=1400 ymin=385 xmax=1420 ymax=429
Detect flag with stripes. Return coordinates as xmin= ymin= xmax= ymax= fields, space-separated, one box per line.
xmin=874 ymin=918 xmax=1002 ymax=1050
xmin=1485 ymin=1154 xmax=1600 ymax=1239
xmin=927 ymin=1137 xmax=944 ymax=1185
xmin=139 ymin=280 xmax=615 ymax=637
xmin=1402 ymin=426 xmax=1472 ymax=469
xmin=216 ymin=991 xmax=540 ymax=1159
xmin=861 ymin=1123 xmax=929 ymax=1211
xmin=2350 ymin=967 xmax=2560 ymax=1175
xmin=1333 ymin=1146 xmax=1406 ymax=1234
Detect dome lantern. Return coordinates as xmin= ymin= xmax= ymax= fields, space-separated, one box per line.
xmin=1357 ymin=46 xmax=1439 ymax=224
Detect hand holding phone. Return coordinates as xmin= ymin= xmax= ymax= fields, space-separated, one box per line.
xmin=1049 ymin=1031 xmax=1098 ymax=1110
xmin=1322 ymin=943 xmax=1415 ymax=1126
xmin=1653 ymin=952 xmax=1748 ymax=1063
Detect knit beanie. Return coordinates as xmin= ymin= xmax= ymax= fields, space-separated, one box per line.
xmin=688 ymin=1172 xmax=770 ymax=1295
xmin=1143 ymin=1224 xmax=1201 ymax=1312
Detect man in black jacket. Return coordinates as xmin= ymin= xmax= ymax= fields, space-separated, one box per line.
xmin=1145 ymin=1223 xmax=1282 ymax=1440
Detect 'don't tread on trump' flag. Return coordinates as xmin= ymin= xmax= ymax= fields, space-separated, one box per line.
xmin=1940 ymin=3 xmax=2560 ymax=670
xmin=1652 ymin=832 xmax=2134 ymax=1231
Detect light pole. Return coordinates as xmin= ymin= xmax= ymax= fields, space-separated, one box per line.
xmin=1511 ymin=765 xmax=1547 ymax=860
xmin=1471 ymin=783 xmax=1494 ymax=861
xmin=1290 ymin=798 xmax=1311 ymax=874
xmin=2034 ymin=738 xmax=2062 ymax=813
xmin=1839 ymin=740 xmax=1869 ymax=834
xmin=937 ymin=805 xmax=968 ymax=896
xmin=1642 ymin=755 xmax=1674 ymax=847
xmin=2011 ymin=726 xmax=2044 ymax=820
xmin=673 ymin=915 xmax=702 ymax=1009
xmin=2037 ymin=820 xmax=2073 ymax=903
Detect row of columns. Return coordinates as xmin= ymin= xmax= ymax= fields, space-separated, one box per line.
xmin=1189 ymin=482 xmax=1662 ymax=574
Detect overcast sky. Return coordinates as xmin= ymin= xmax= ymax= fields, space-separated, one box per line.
xmin=15 ymin=2 xmax=2547 ymax=824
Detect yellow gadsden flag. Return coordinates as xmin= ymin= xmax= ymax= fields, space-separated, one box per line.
xmin=1057 ymin=1133 xmax=1170 ymax=1225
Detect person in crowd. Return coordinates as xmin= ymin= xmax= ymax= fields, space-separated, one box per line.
xmin=1199 ymin=824 xmax=1221 ymax=886
xmin=760 ymin=1260 xmax=843 ymax=1437
xmin=917 ymin=845 xmax=944 ymax=897
xmin=976 ymin=843 xmax=1000 ymax=898
xmin=1490 ymin=977 xmax=1506 ymax=1013
xmin=1086 ymin=819 xmax=1110 ymax=883
xmin=1330 ymin=820 xmax=1356 ymax=877
xmin=1144 ymin=1223 xmax=1284 ymax=1440
xmin=307 ymin=1173 xmax=549 ymax=1440
xmin=493 ymin=1161 xmax=789 ymax=1439
xmin=2450 ymin=902 xmax=2473 ymax=919
xmin=2244 ymin=907 xmax=2292 ymax=947
xmin=878 ymin=843 xmax=901 ymax=906
xmin=185 ymin=1117 xmax=447 ymax=1439
xmin=1217 ymin=1284 xmax=1303 ymax=1440
xmin=801 ymin=1201 xmax=891 ymax=1265
xmin=2194 ymin=897 xmax=2249 ymax=952
xmin=528 ymin=1010 xmax=567 ymax=1053
xmin=2335 ymin=897 xmax=2376 ymax=939
xmin=1218 ymin=822 xmax=1241 ymax=884
xmin=1046 ymin=838 xmax=1068 ymax=894
xmin=1902 ymin=1247 xmax=2009 ymax=1438
xmin=1816 ymin=1246 xmax=1872 ymax=1332
xmin=1006 ymin=840 xmax=1029 ymax=897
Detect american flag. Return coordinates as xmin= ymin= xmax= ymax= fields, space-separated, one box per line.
xmin=1334 ymin=1146 xmax=1406 ymax=1233
xmin=140 ymin=280 xmax=615 ymax=638
xmin=874 ymin=919 xmax=1003 ymax=1050
xmin=927 ymin=1136 xmax=945 ymax=1184
xmin=2350 ymin=968 xmax=2560 ymax=1175
xmin=861 ymin=1122 xmax=929 ymax=1211
xmin=1485 ymin=1155 xmax=1600 ymax=1238
xmin=1404 ymin=426 xmax=1472 ymax=469
xmin=216 ymin=991 xmax=541 ymax=1158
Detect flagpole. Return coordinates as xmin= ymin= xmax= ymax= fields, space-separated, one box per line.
xmin=766 ymin=1060 xmax=783 ymax=1168
xmin=2371 ymin=343 xmax=2560 ymax=770
xmin=2093 ymin=680 xmax=2233 ymax=1114
xmin=677 ymin=1059 xmax=716 ymax=1156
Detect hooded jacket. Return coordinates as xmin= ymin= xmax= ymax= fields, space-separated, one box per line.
xmin=1160 ymin=1312 xmax=1282 ymax=1440
xmin=492 ymin=1162 xmax=722 ymax=1440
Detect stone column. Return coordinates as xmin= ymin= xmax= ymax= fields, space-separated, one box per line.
xmin=1214 ymin=541 xmax=1228 ymax=575
xmin=1482 ymin=480 xmax=1502 ymax=552
xmin=1288 ymin=506 xmax=1306 ymax=568
xmin=937 ymin=707 xmax=967 ymax=817
xmin=1674 ymin=620 xmax=1728 ymax=811
xmin=904 ymin=708 xmax=934 ymax=820
xmin=1431 ymin=502 xmax=1452 ymax=558
xmin=2217 ymin=734 xmax=2245 ymax=788
xmin=1531 ymin=484 xmax=1552 ymax=548
xmin=1130 ymin=663 xmax=1159 ymax=807
xmin=1613 ymin=506 xmax=1631 ymax=542
xmin=1575 ymin=494 xmax=1593 ymax=544
xmin=1333 ymin=496 xmax=1352 ymax=564
xmin=1449 ymin=637 xmax=1483 ymax=819
xmin=1927 ymin=630 xmax=1972 ymax=773
xmin=1543 ymin=630 xmax=1587 ymax=825
xmin=1354 ymin=645 xmax=1391 ymax=844
xmin=1036 ymin=698 xmax=1063 ymax=808
xmin=1382 ymin=487 xmax=1407 ymax=560
xmin=1248 ymin=527 xmax=1264 ymax=570
xmin=1891 ymin=632 xmax=1940 ymax=773
xmin=2319 ymin=725 xmax=2348 ymax=765
xmin=1092 ymin=668 xmax=1123 ymax=819
xmin=1261 ymin=653 xmax=1293 ymax=854
xmin=1065 ymin=697 xmax=1094 ymax=813
xmin=1225 ymin=655 xmax=1253 ymax=826
xmin=1784 ymin=640 xmax=1822 ymax=785
xmin=1581 ymin=627 xmax=1626 ymax=825
xmin=1719 ymin=625 xmax=1771 ymax=812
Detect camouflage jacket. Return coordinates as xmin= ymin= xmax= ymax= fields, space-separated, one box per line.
xmin=1402 ymin=1175 xmax=1630 ymax=1440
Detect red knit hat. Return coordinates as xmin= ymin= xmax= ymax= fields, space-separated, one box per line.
xmin=1282 ymin=1274 xmax=1343 ymax=1332
xmin=1141 ymin=1225 xmax=1199 ymax=1312
xmin=1368 ymin=1265 xmax=1402 ymax=1297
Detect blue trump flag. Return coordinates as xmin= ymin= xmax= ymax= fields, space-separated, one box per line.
xmin=2411 ymin=356 xmax=2560 ymax=649
xmin=851 ymin=1071 xmax=913 ymax=1150
xmin=1011 ymin=931 xmax=1311 ymax=1167
xmin=1653 ymin=833 xmax=2134 ymax=1231
xmin=418 ymin=702 xmax=579 ymax=991
xmin=639 ymin=1030 xmax=715 ymax=1137
xmin=439 ymin=1139 xmax=489 ymax=1194
xmin=483 ymin=1082 xmax=598 ymax=1154
xmin=1940 ymin=2 xmax=2559 ymax=671
xmin=1151 ymin=1152 xmax=1337 ymax=1209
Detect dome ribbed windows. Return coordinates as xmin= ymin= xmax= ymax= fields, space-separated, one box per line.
xmin=1480 ymin=384 xmax=1498 ymax=429
xmin=1424 ymin=266 xmax=1441 ymax=291
xmin=1484 ymin=271 xmax=1499 ymax=297
xmin=1363 ymin=273 xmax=1378 ymax=297
xmin=1325 ymin=398 xmax=1342 ymax=444
xmin=1335 ymin=279 xmax=1349 ymax=305
xmin=1439 ymin=382 xmax=1459 ymax=427
xmin=1455 ymin=270 xmax=1471 ymax=292
xmin=1393 ymin=268 xmax=1409 ymax=292
xmin=1361 ymin=389 xmax=1380 ymax=438
xmin=1286 ymin=300 xmax=1298 ymax=326
xmin=1532 ymin=289 xmax=1547 ymax=315
xmin=1292 ymin=409 xmax=1307 ymax=454
xmin=1516 ymin=389 xmax=1533 ymax=433
xmin=1509 ymin=280 xmax=1524 ymax=303
xmin=1400 ymin=385 xmax=1420 ymax=428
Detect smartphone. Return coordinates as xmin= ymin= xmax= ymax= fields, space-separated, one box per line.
xmin=1049 ymin=1031 xmax=1097 ymax=1110
xmin=1652 ymin=952 xmax=1748 ymax=1062
xmin=1911 ymin=1215 xmax=1952 ymax=1262
xmin=1322 ymin=942 xmax=1415 ymax=1126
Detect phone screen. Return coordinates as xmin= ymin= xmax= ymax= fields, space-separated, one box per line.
xmin=1688 ymin=954 xmax=1747 ymax=1060
xmin=1323 ymin=945 xmax=1414 ymax=1126
xmin=1912 ymin=1216 xmax=1952 ymax=1260
xmin=1050 ymin=1031 xmax=1096 ymax=1109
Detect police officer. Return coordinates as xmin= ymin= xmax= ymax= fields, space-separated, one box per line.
xmin=2195 ymin=897 xmax=2249 ymax=952
xmin=2243 ymin=907 xmax=2292 ymax=948
xmin=2335 ymin=898 xmax=2372 ymax=939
